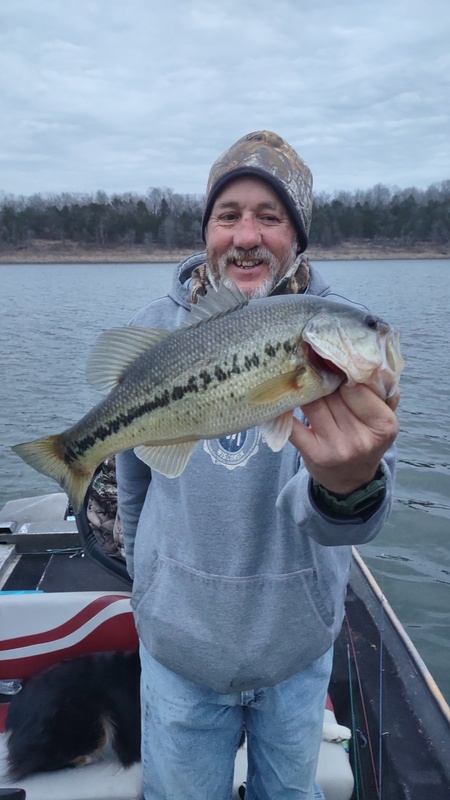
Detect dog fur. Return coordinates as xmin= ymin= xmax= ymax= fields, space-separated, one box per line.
xmin=5 ymin=650 xmax=344 ymax=788
xmin=5 ymin=650 xmax=141 ymax=781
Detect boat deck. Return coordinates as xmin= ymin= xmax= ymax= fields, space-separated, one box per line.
xmin=1 ymin=493 xmax=450 ymax=798
xmin=2 ymin=548 xmax=130 ymax=593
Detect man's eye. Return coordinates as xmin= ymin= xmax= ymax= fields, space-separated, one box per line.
xmin=260 ymin=215 xmax=280 ymax=223
xmin=219 ymin=213 xmax=238 ymax=222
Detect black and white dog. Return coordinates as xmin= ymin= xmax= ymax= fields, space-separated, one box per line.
xmin=5 ymin=651 xmax=349 ymax=791
xmin=5 ymin=651 xmax=141 ymax=781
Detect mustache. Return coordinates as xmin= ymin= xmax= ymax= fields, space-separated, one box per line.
xmin=205 ymin=239 xmax=298 ymax=298
xmin=220 ymin=247 xmax=276 ymax=265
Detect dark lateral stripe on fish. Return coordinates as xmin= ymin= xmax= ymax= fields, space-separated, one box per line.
xmin=71 ymin=392 xmax=171 ymax=458
xmin=69 ymin=344 xmax=287 ymax=459
xmin=11 ymin=287 xmax=405 ymax=514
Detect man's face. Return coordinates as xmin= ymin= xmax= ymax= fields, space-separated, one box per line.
xmin=205 ymin=176 xmax=297 ymax=298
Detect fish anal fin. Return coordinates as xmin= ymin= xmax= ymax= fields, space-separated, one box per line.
xmin=260 ymin=411 xmax=294 ymax=452
xmin=86 ymin=326 xmax=170 ymax=391
xmin=134 ymin=440 xmax=198 ymax=477
xmin=247 ymin=367 xmax=305 ymax=405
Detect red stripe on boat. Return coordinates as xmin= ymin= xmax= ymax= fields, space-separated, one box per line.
xmin=0 ymin=594 xmax=131 ymax=651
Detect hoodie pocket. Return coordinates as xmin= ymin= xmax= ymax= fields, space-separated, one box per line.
xmin=135 ymin=554 xmax=335 ymax=692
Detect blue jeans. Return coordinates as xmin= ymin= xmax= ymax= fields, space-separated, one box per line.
xmin=139 ymin=643 xmax=332 ymax=799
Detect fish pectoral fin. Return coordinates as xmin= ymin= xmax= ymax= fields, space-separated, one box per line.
xmin=259 ymin=412 xmax=294 ymax=452
xmin=247 ymin=368 xmax=305 ymax=404
xmin=86 ymin=326 xmax=171 ymax=391
xmin=134 ymin=441 xmax=198 ymax=477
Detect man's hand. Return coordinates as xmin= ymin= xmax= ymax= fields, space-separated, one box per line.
xmin=289 ymin=384 xmax=400 ymax=496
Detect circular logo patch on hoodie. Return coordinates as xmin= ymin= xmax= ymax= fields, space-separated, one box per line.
xmin=203 ymin=429 xmax=260 ymax=470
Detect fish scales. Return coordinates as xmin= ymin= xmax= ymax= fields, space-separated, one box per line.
xmin=65 ymin=297 xmax=311 ymax=460
xmin=12 ymin=286 xmax=405 ymax=511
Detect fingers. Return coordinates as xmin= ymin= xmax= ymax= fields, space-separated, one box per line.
xmin=293 ymin=384 xmax=400 ymax=450
xmin=289 ymin=415 xmax=314 ymax=453
xmin=298 ymin=385 xmax=392 ymax=438
xmin=386 ymin=389 xmax=401 ymax=412
xmin=289 ymin=383 xmax=399 ymax=495
xmin=338 ymin=384 xmax=399 ymax=440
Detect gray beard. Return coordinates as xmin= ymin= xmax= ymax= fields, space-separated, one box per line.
xmin=205 ymin=243 xmax=297 ymax=298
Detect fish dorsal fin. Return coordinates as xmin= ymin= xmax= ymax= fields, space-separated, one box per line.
xmin=184 ymin=282 xmax=248 ymax=327
xmin=86 ymin=326 xmax=170 ymax=391
xmin=260 ymin=411 xmax=294 ymax=452
xmin=134 ymin=441 xmax=198 ymax=477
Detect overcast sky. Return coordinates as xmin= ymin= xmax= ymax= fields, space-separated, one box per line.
xmin=1 ymin=0 xmax=449 ymax=200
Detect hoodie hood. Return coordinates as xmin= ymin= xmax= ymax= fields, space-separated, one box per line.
xmin=168 ymin=252 xmax=332 ymax=310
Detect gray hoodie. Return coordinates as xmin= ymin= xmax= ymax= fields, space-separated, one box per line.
xmin=116 ymin=255 xmax=396 ymax=693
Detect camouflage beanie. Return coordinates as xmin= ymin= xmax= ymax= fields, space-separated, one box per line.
xmin=202 ymin=130 xmax=313 ymax=252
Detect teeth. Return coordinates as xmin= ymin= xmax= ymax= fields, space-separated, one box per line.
xmin=234 ymin=260 xmax=262 ymax=268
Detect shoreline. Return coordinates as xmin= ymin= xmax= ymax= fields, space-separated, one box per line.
xmin=0 ymin=240 xmax=448 ymax=264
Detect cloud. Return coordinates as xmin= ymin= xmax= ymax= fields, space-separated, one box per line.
xmin=0 ymin=0 xmax=449 ymax=197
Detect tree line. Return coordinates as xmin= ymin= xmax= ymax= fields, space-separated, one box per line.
xmin=0 ymin=181 xmax=449 ymax=250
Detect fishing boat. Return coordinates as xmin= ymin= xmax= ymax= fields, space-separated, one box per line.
xmin=1 ymin=491 xmax=449 ymax=799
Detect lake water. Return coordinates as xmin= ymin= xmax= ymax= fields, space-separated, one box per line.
xmin=1 ymin=259 xmax=449 ymax=702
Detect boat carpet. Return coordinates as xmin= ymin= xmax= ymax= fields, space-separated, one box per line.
xmin=1 ymin=551 xmax=131 ymax=593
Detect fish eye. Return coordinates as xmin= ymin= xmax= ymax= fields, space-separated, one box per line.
xmin=364 ymin=314 xmax=378 ymax=329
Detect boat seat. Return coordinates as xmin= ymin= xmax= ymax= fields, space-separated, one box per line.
xmin=0 ymin=591 xmax=353 ymax=800
xmin=0 ymin=591 xmax=137 ymax=729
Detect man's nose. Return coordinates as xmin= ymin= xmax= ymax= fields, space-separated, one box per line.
xmin=233 ymin=215 xmax=262 ymax=249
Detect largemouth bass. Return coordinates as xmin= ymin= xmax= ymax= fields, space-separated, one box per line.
xmin=12 ymin=285 xmax=404 ymax=512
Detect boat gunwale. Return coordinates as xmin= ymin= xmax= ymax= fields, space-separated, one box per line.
xmin=351 ymin=546 xmax=450 ymax=727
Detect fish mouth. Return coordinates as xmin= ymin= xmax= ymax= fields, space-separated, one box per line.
xmin=306 ymin=329 xmax=404 ymax=400
xmin=375 ymin=330 xmax=405 ymax=398
xmin=305 ymin=343 xmax=347 ymax=381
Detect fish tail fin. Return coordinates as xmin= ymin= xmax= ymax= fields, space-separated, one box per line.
xmin=12 ymin=435 xmax=94 ymax=513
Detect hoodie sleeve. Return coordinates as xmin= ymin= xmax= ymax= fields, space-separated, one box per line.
xmin=276 ymin=442 xmax=397 ymax=546
xmin=116 ymin=448 xmax=152 ymax=578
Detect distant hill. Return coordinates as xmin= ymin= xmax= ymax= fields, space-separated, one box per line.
xmin=1 ymin=181 xmax=449 ymax=257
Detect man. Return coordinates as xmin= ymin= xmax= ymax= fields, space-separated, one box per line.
xmin=116 ymin=131 xmax=399 ymax=799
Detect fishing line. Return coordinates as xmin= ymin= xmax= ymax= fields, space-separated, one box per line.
xmin=377 ymin=570 xmax=387 ymax=800
xmin=347 ymin=643 xmax=361 ymax=800
xmin=345 ymin=614 xmax=380 ymax=797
